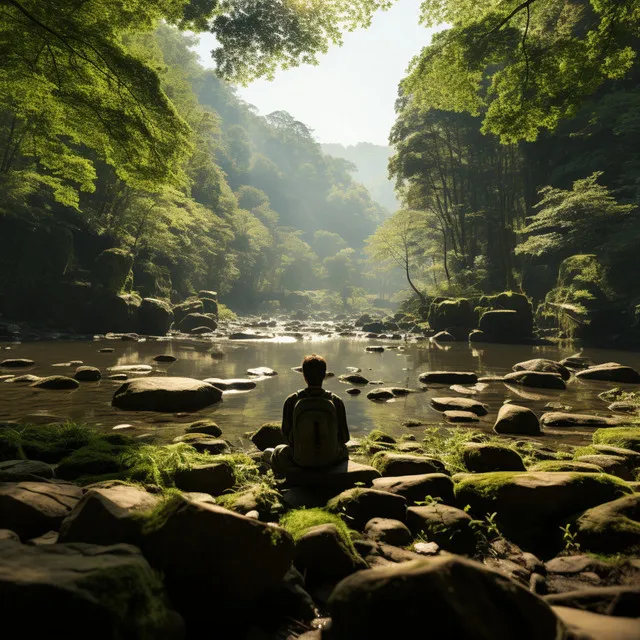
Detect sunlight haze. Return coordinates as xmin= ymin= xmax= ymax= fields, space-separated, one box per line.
xmin=193 ymin=0 xmax=438 ymax=145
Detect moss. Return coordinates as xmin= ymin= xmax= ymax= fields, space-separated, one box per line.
xmin=94 ymin=248 xmax=134 ymax=293
xmin=479 ymin=291 xmax=532 ymax=315
xmin=280 ymin=508 xmax=357 ymax=552
xmin=56 ymin=440 xmax=127 ymax=481
xmin=75 ymin=557 xmax=171 ymax=639
xmin=428 ymin=298 xmax=476 ymax=330
xmin=368 ymin=429 xmax=396 ymax=444
xmin=422 ymin=427 xmax=487 ymax=473
xmin=530 ymin=460 xmax=602 ymax=473
xmin=18 ymin=423 xmax=96 ymax=463
xmin=593 ymin=427 xmax=640 ymax=453
xmin=0 ymin=429 xmax=24 ymax=461
xmin=135 ymin=490 xmax=185 ymax=536
xmin=217 ymin=303 xmax=237 ymax=322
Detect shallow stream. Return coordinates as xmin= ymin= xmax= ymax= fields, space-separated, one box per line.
xmin=1 ymin=334 xmax=639 ymax=449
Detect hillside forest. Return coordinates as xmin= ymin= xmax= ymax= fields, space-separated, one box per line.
xmin=1 ymin=0 xmax=639 ymax=346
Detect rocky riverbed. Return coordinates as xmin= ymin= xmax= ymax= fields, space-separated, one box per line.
xmin=0 ymin=313 xmax=639 ymax=638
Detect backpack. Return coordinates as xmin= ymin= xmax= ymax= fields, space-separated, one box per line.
xmin=292 ymin=390 xmax=341 ymax=468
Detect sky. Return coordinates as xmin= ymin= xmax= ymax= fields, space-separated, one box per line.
xmin=193 ymin=0 xmax=440 ymax=146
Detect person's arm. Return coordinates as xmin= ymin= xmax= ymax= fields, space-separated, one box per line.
xmin=333 ymin=394 xmax=350 ymax=444
xmin=281 ymin=393 xmax=296 ymax=445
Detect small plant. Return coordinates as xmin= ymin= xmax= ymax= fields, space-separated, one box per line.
xmin=415 ymin=495 xmax=443 ymax=506
xmin=560 ymin=524 xmax=581 ymax=554
xmin=469 ymin=512 xmax=503 ymax=557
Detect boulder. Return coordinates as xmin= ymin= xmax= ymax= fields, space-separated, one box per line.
xmin=406 ymin=504 xmax=476 ymax=554
xmin=362 ymin=322 xmax=385 ymax=333
xmin=108 ymin=364 xmax=153 ymax=373
xmin=463 ymin=443 xmax=526 ymax=472
xmin=592 ymin=444 xmax=640 ymax=465
xmin=503 ymin=371 xmax=566 ymax=389
xmin=576 ymin=363 xmax=640 ymax=383
xmin=608 ymin=400 xmax=639 ymax=413
xmin=0 ymin=481 xmax=83 ymax=540
xmin=346 ymin=388 xmax=361 ymax=395
xmin=74 ymin=366 xmax=101 ymax=382
xmin=0 ymin=540 xmax=179 ymax=639
xmin=327 ymin=556 xmax=562 ymax=640
xmin=93 ymin=247 xmax=133 ymax=292
xmin=58 ymin=483 xmax=160 ymax=545
xmin=30 ymin=376 xmax=80 ymax=390
xmin=444 ymin=410 xmax=480 ymax=423
xmin=0 ymin=358 xmax=34 ymax=368
xmin=137 ymin=298 xmax=173 ymax=336
xmin=179 ymin=313 xmax=217 ymax=333
xmin=173 ymin=462 xmax=235 ymax=496
xmin=0 ymin=529 xmax=19 ymax=541
xmin=364 ymin=518 xmax=412 ymax=546
xmin=372 ymin=473 xmax=456 ymax=506
xmin=494 ymin=404 xmax=540 ymax=435
xmin=172 ymin=299 xmax=204 ymax=324
xmin=141 ymin=496 xmax=294 ymax=622
xmin=327 ymin=488 xmax=407 ymax=530
xmin=513 ymin=359 xmax=571 ymax=381
xmin=478 ymin=309 xmax=532 ymax=343
xmin=419 ymin=371 xmax=478 ymax=385
xmin=200 ymin=297 xmax=218 ymax=315
xmin=430 ymin=397 xmax=488 ymax=416
xmin=365 ymin=345 xmax=385 ymax=352
xmin=294 ymin=523 xmax=367 ymax=582
xmin=372 ymin=452 xmax=446 ymax=477
xmin=112 ymin=377 xmax=222 ymax=412
xmin=540 ymin=412 xmax=622 ymax=428
xmin=250 ymin=423 xmax=286 ymax=450
xmin=455 ymin=472 xmax=631 ymax=554
xmin=0 ymin=460 xmax=54 ymax=481
xmin=6 ymin=374 xmax=40 ymax=383
xmin=173 ymin=435 xmax=229 ymax=455
xmin=203 ymin=377 xmax=257 ymax=390
xmin=552 ymin=606 xmax=640 ymax=640
xmin=339 ymin=374 xmax=369 ymax=384
xmin=428 ymin=298 xmax=475 ymax=332
xmin=366 ymin=388 xmax=395 ymax=401
xmin=529 ymin=461 xmax=603 ymax=473
xmin=574 ymin=493 xmax=640 ymax=554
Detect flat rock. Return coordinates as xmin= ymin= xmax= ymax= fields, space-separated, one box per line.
xmin=153 ymin=355 xmax=177 ymax=363
xmin=5 ymin=374 xmax=40 ymax=383
xmin=372 ymin=452 xmax=446 ymax=477
xmin=544 ymin=586 xmax=640 ymax=617
xmin=173 ymin=462 xmax=236 ymax=496
xmin=112 ymin=376 xmax=222 ymax=412
xmin=431 ymin=397 xmax=488 ymax=416
xmin=30 ymin=376 xmax=80 ymax=390
xmin=419 ymin=371 xmax=478 ymax=385
xmin=58 ymin=483 xmax=160 ymax=545
xmin=444 ymin=410 xmax=479 ymax=423
xmin=173 ymin=435 xmax=230 ymax=455
xmin=107 ymin=364 xmax=153 ymax=373
xmin=513 ymin=359 xmax=571 ymax=380
xmin=346 ymin=388 xmax=361 ymax=395
xmin=574 ymin=454 xmax=633 ymax=479
xmin=364 ymin=518 xmax=412 ymax=546
xmin=185 ymin=420 xmax=222 ymax=437
xmin=0 ymin=540 xmax=178 ymax=638
xmin=247 ymin=366 xmax=277 ymax=377
xmin=0 ymin=460 xmax=54 ymax=482
xmin=406 ymin=504 xmax=476 ymax=554
xmin=0 ymin=481 xmax=83 ymax=540
xmin=285 ymin=460 xmax=381 ymax=490
xmin=0 ymin=358 xmax=34 ymax=368
xmin=372 ymin=473 xmax=455 ymax=506
xmin=503 ymin=371 xmax=566 ymax=389
xmin=339 ymin=374 xmax=369 ymax=384
xmin=250 ymin=423 xmax=286 ymax=450
xmin=327 ymin=488 xmax=407 ymax=530
xmin=203 ymin=377 xmax=257 ymax=390
xmin=540 ymin=412 xmax=623 ymax=428
xmin=552 ymin=606 xmax=640 ymax=640
xmin=365 ymin=346 xmax=385 ymax=352
xmin=576 ymin=363 xmax=640 ymax=383
xmin=229 ymin=332 xmax=274 ymax=340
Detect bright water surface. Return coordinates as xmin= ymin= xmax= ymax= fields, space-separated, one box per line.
xmin=1 ymin=336 xmax=639 ymax=449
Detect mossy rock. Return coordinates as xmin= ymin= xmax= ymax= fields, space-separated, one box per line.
xmin=326 ymin=488 xmax=407 ymax=530
xmin=0 ymin=430 xmax=23 ymax=462
xmin=428 ymin=298 xmax=476 ymax=331
xmin=93 ymin=248 xmax=133 ymax=293
xmin=56 ymin=441 xmax=126 ymax=481
xmin=593 ymin=427 xmax=640 ymax=453
xmin=18 ymin=424 xmax=95 ymax=463
xmin=454 ymin=471 xmax=631 ymax=555
xmin=368 ymin=430 xmax=396 ymax=444
xmin=529 ymin=460 xmax=603 ymax=473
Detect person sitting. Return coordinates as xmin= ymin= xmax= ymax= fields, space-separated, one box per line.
xmin=265 ymin=353 xmax=349 ymax=477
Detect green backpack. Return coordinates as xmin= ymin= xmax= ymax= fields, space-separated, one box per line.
xmin=292 ymin=390 xmax=340 ymax=468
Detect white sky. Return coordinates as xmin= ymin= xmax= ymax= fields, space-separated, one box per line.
xmin=193 ymin=0 xmax=439 ymax=145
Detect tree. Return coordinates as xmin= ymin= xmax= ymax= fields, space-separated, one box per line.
xmin=406 ymin=0 xmax=640 ymax=142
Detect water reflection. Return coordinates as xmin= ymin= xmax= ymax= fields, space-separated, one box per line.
xmin=1 ymin=337 xmax=638 ymax=448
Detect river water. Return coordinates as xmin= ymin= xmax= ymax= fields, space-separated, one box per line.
xmin=1 ymin=335 xmax=639 ymax=449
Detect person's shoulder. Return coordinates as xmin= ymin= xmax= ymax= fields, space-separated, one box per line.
xmin=285 ymin=390 xmax=304 ymax=402
xmin=328 ymin=391 xmax=344 ymax=404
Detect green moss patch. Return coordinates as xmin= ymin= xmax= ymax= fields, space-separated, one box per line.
xmin=280 ymin=508 xmax=356 ymax=551
xmin=593 ymin=427 xmax=640 ymax=453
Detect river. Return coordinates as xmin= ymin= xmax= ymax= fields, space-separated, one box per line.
xmin=1 ymin=334 xmax=639 ymax=449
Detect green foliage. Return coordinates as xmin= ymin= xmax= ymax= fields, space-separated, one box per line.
xmin=216 ymin=302 xmax=238 ymax=322
xmin=560 ymin=523 xmax=582 ymax=554
xmin=469 ymin=511 xmax=503 ymax=557
xmin=279 ymin=507 xmax=356 ymax=551
xmin=593 ymin=427 xmax=640 ymax=453
xmin=408 ymin=1 xmax=640 ymax=142
xmin=422 ymin=427 xmax=488 ymax=474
